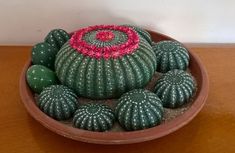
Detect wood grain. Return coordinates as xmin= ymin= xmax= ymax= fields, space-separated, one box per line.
xmin=0 ymin=45 xmax=235 ymax=152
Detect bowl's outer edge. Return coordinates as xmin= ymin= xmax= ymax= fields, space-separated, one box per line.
xmin=19 ymin=30 xmax=209 ymax=145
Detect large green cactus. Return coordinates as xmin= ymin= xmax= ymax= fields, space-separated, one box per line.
xmin=115 ymin=89 xmax=164 ymax=131
xmin=55 ymin=25 xmax=157 ymax=99
xmin=152 ymin=40 xmax=189 ymax=73
xmin=154 ymin=69 xmax=196 ymax=108
xmin=38 ymin=85 xmax=78 ymax=120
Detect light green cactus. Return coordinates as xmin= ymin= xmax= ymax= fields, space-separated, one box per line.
xmin=26 ymin=65 xmax=58 ymax=93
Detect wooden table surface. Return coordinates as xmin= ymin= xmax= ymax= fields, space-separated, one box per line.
xmin=0 ymin=45 xmax=235 ymax=153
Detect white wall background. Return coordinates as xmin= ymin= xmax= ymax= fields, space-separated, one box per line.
xmin=0 ymin=0 xmax=235 ymax=45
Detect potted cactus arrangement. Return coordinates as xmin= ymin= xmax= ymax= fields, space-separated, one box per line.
xmin=26 ymin=24 xmax=197 ymax=132
xmin=20 ymin=24 xmax=208 ymax=144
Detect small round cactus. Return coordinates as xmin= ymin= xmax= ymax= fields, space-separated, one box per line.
xmin=26 ymin=65 xmax=58 ymax=93
xmin=45 ymin=29 xmax=70 ymax=50
xmin=152 ymin=40 xmax=190 ymax=73
xmin=31 ymin=42 xmax=57 ymax=69
xmin=154 ymin=69 xmax=196 ymax=108
xmin=38 ymin=85 xmax=78 ymax=120
xmin=115 ymin=89 xmax=164 ymax=131
xmin=55 ymin=25 xmax=156 ymax=99
xmin=73 ymin=103 xmax=115 ymax=132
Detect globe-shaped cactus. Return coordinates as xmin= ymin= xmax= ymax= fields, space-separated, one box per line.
xmin=115 ymin=89 xmax=164 ymax=131
xmin=152 ymin=40 xmax=189 ymax=73
xmin=154 ymin=69 xmax=196 ymax=108
xmin=31 ymin=42 xmax=57 ymax=69
xmin=26 ymin=65 xmax=58 ymax=93
xmin=45 ymin=29 xmax=70 ymax=50
xmin=55 ymin=25 xmax=156 ymax=99
xmin=73 ymin=103 xmax=115 ymax=132
xmin=38 ymin=85 xmax=78 ymax=120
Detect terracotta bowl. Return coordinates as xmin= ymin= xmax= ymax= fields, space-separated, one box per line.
xmin=19 ymin=30 xmax=209 ymax=144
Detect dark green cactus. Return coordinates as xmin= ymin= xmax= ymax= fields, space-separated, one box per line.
xmin=44 ymin=29 xmax=70 ymax=50
xmin=154 ymin=69 xmax=196 ymax=108
xmin=31 ymin=42 xmax=57 ymax=69
xmin=73 ymin=103 xmax=115 ymax=132
xmin=152 ymin=40 xmax=189 ymax=73
xmin=55 ymin=25 xmax=156 ymax=99
xmin=115 ymin=89 xmax=164 ymax=131
xmin=38 ymin=85 xmax=78 ymax=120
xmin=26 ymin=65 xmax=58 ymax=93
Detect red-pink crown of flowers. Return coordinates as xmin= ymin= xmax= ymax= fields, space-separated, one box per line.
xmin=69 ymin=25 xmax=139 ymax=60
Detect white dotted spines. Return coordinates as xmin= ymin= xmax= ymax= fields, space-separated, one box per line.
xmin=154 ymin=69 xmax=196 ymax=108
xmin=115 ymin=89 xmax=164 ymax=131
xmin=38 ymin=85 xmax=78 ymax=120
xmin=55 ymin=25 xmax=157 ymax=99
xmin=73 ymin=103 xmax=115 ymax=132
xmin=45 ymin=29 xmax=70 ymax=50
xmin=152 ymin=40 xmax=190 ymax=73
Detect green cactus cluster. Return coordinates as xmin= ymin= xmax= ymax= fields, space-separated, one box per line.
xmin=25 ymin=25 xmax=197 ymax=132
xmin=28 ymin=29 xmax=70 ymax=92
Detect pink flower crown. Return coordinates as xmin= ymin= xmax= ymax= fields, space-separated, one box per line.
xmin=69 ymin=25 xmax=139 ymax=60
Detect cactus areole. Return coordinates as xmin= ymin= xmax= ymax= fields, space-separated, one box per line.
xmin=55 ymin=25 xmax=157 ymax=99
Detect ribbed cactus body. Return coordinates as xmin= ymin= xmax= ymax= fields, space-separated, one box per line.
xmin=45 ymin=29 xmax=70 ymax=50
xmin=55 ymin=25 xmax=156 ymax=99
xmin=31 ymin=42 xmax=57 ymax=69
xmin=154 ymin=69 xmax=196 ymax=108
xmin=152 ymin=40 xmax=189 ymax=73
xmin=73 ymin=103 xmax=115 ymax=132
xmin=26 ymin=65 xmax=58 ymax=93
xmin=124 ymin=25 xmax=152 ymax=44
xmin=38 ymin=85 xmax=78 ymax=120
xmin=115 ymin=89 xmax=164 ymax=131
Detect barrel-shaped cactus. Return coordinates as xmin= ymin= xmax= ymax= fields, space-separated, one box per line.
xmin=154 ymin=69 xmax=196 ymax=108
xmin=73 ymin=103 xmax=115 ymax=132
xmin=152 ymin=40 xmax=189 ymax=73
xmin=115 ymin=89 xmax=164 ymax=131
xmin=26 ymin=65 xmax=58 ymax=93
xmin=31 ymin=42 xmax=57 ymax=69
xmin=38 ymin=85 xmax=78 ymax=120
xmin=55 ymin=25 xmax=156 ymax=99
xmin=45 ymin=29 xmax=70 ymax=50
